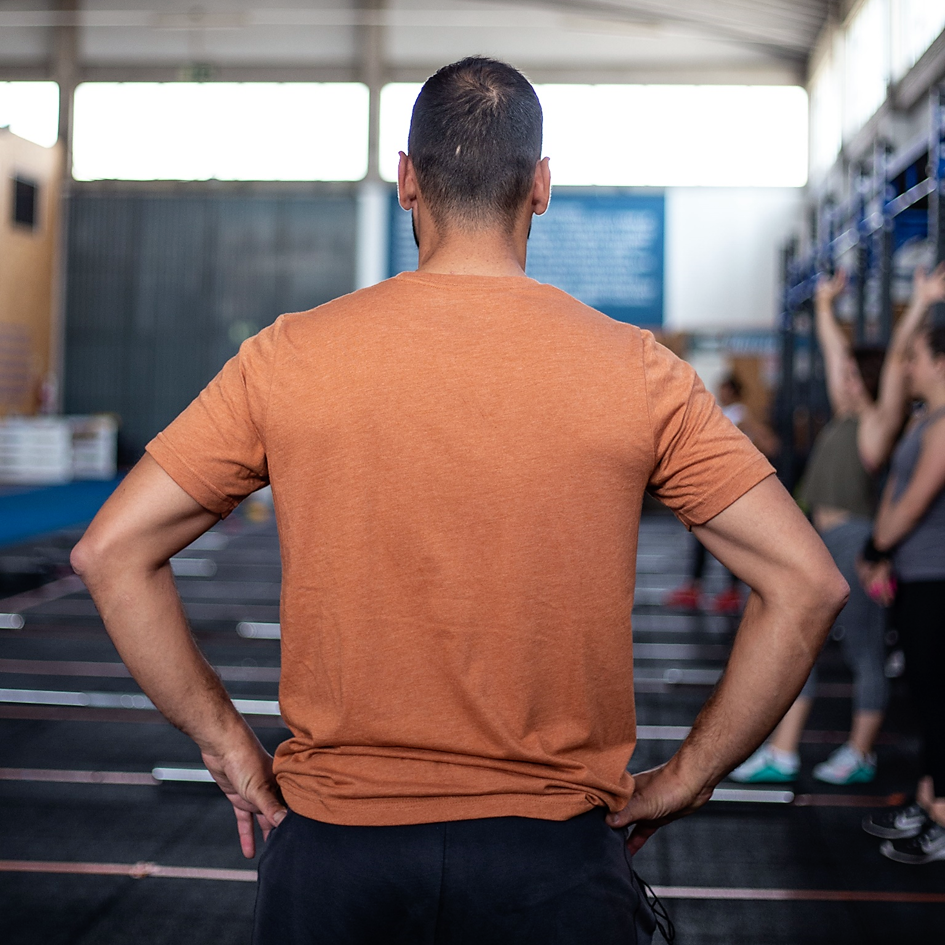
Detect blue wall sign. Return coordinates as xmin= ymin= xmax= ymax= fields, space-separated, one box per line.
xmin=389 ymin=189 xmax=665 ymax=327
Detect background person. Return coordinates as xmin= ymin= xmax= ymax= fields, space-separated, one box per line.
xmin=731 ymin=264 xmax=945 ymax=786
xmin=70 ymin=57 xmax=848 ymax=944
xmin=860 ymin=323 xmax=945 ymax=865
xmin=665 ymin=375 xmax=780 ymax=615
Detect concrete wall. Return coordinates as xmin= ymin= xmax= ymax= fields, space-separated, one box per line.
xmin=665 ymin=187 xmax=804 ymax=331
xmin=0 ymin=129 xmax=62 ymax=416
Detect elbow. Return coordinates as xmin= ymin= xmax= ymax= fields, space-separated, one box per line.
xmin=70 ymin=530 xmax=117 ymax=587
xmin=70 ymin=534 xmax=99 ymax=584
xmin=829 ymin=572 xmax=851 ymax=616
xmin=778 ymin=558 xmax=848 ymax=627
xmin=811 ymin=565 xmax=850 ymax=624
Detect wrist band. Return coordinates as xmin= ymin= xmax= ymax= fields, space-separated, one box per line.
xmin=861 ymin=535 xmax=889 ymax=563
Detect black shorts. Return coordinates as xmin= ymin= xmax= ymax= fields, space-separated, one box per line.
xmin=253 ymin=806 xmax=656 ymax=945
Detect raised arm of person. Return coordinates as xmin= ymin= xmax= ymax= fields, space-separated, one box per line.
xmin=813 ymin=268 xmax=854 ymax=414
xmin=872 ymin=414 xmax=945 ymax=551
xmin=70 ymin=455 xmax=287 ymax=858
xmin=607 ymin=475 xmax=848 ymax=851
xmin=859 ymin=264 xmax=945 ymax=471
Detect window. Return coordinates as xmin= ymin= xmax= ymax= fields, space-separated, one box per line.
xmin=72 ymin=83 xmax=370 ymax=181
xmin=12 ymin=177 xmax=38 ymax=229
xmin=844 ymin=0 xmax=889 ymax=138
xmin=891 ymin=0 xmax=945 ymax=80
xmin=0 ymin=82 xmax=59 ymax=148
xmin=809 ymin=33 xmax=843 ymax=178
xmin=380 ymin=83 xmax=808 ymax=188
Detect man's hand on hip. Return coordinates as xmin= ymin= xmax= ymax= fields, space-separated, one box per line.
xmin=606 ymin=476 xmax=847 ymax=852
xmin=200 ymin=724 xmax=287 ymax=859
xmin=606 ymin=760 xmax=713 ymax=854
xmin=71 ymin=454 xmax=287 ymax=858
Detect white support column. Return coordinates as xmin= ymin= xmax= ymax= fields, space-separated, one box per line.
xmin=356 ymin=0 xmax=390 ymax=288
xmin=362 ymin=0 xmax=384 ymax=185
xmin=356 ymin=181 xmax=391 ymax=288
xmin=50 ymin=0 xmax=79 ymax=413
xmin=53 ymin=0 xmax=78 ymax=181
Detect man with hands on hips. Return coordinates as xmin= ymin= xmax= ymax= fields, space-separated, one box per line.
xmin=72 ymin=57 xmax=848 ymax=944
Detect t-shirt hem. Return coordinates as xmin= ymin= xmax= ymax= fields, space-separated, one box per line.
xmin=677 ymin=460 xmax=775 ymax=529
xmin=146 ymin=435 xmax=239 ymax=517
xmin=279 ymin=784 xmax=611 ymax=827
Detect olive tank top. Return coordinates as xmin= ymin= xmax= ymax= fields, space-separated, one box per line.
xmin=798 ymin=416 xmax=875 ymax=518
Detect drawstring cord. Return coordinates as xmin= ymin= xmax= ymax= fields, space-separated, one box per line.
xmin=634 ymin=871 xmax=676 ymax=944
xmin=623 ymin=828 xmax=676 ymax=944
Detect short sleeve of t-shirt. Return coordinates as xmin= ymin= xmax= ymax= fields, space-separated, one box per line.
xmin=145 ymin=318 xmax=280 ymax=516
xmin=641 ymin=331 xmax=774 ymax=528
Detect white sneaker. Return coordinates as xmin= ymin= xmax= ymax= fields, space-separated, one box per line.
xmin=729 ymin=745 xmax=799 ymax=783
xmin=812 ymin=743 xmax=876 ymax=785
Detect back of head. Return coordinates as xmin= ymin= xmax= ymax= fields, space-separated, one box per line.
xmin=408 ymin=57 xmax=543 ymax=232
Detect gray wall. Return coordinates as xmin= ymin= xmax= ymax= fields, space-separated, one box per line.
xmin=64 ymin=186 xmax=357 ymax=462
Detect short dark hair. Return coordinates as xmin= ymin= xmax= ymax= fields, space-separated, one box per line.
xmin=852 ymin=346 xmax=884 ymax=402
xmin=407 ymin=57 xmax=543 ymax=231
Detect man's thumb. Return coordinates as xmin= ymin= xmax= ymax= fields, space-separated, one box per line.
xmin=606 ymin=793 xmax=648 ymax=829
xmin=251 ymin=780 xmax=287 ymax=826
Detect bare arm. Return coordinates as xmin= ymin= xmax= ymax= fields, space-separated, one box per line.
xmin=70 ymin=454 xmax=286 ymax=858
xmin=859 ymin=264 xmax=945 ymax=471
xmin=607 ymin=475 xmax=848 ymax=851
xmin=814 ymin=269 xmax=855 ymax=415
xmin=873 ymin=416 xmax=945 ymax=550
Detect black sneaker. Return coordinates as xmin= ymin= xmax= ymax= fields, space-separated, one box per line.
xmin=862 ymin=802 xmax=927 ymax=839
xmin=881 ymin=821 xmax=945 ymax=864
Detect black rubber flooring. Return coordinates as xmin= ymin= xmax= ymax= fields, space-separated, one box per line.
xmin=0 ymin=509 xmax=941 ymax=944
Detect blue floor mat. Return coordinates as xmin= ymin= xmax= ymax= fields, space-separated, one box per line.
xmin=0 ymin=478 xmax=123 ymax=547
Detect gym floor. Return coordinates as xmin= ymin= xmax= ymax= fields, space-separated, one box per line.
xmin=0 ymin=508 xmax=941 ymax=944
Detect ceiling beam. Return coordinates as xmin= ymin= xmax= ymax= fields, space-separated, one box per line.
xmin=503 ymin=0 xmax=815 ymax=64
xmin=0 ymin=61 xmax=804 ymax=86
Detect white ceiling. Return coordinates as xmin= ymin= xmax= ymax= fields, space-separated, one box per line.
xmin=0 ymin=0 xmax=834 ymax=84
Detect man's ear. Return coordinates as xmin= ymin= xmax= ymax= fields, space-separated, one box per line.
xmin=398 ymin=152 xmax=419 ymax=211
xmin=531 ymin=157 xmax=551 ymax=216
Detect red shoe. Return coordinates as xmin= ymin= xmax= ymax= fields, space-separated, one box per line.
xmin=664 ymin=584 xmax=702 ymax=610
xmin=711 ymin=587 xmax=743 ymax=615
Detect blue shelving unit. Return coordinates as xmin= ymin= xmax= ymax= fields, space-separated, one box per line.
xmin=776 ymin=87 xmax=945 ymax=490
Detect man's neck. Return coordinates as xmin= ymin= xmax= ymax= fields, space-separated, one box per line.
xmin=415 ymin=223 xmax=530 ymax=278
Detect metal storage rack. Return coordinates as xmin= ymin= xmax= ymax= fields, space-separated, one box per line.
xmin=777 ymin=87 xmax=945 ymax=490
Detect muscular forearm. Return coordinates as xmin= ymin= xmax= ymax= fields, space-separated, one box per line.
xmin=608 ymin=477 xmax=847 ymax=847
xmin=608 ymin=571 xmax=845 ymax=847
xmin=80 ymin=560 xmax=247 ymax=751
xmin=668 ymin=585 xmax=841 ymax=792
xmin=71 ymin=457 xmax=286 ymax=857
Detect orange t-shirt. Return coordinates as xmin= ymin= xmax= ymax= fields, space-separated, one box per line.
xmin=147 ymin=271 xmax=773 ymax=826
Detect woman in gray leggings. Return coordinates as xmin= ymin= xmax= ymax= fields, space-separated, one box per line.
xmin=732 ymin=265 xmax=945 ymax=785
